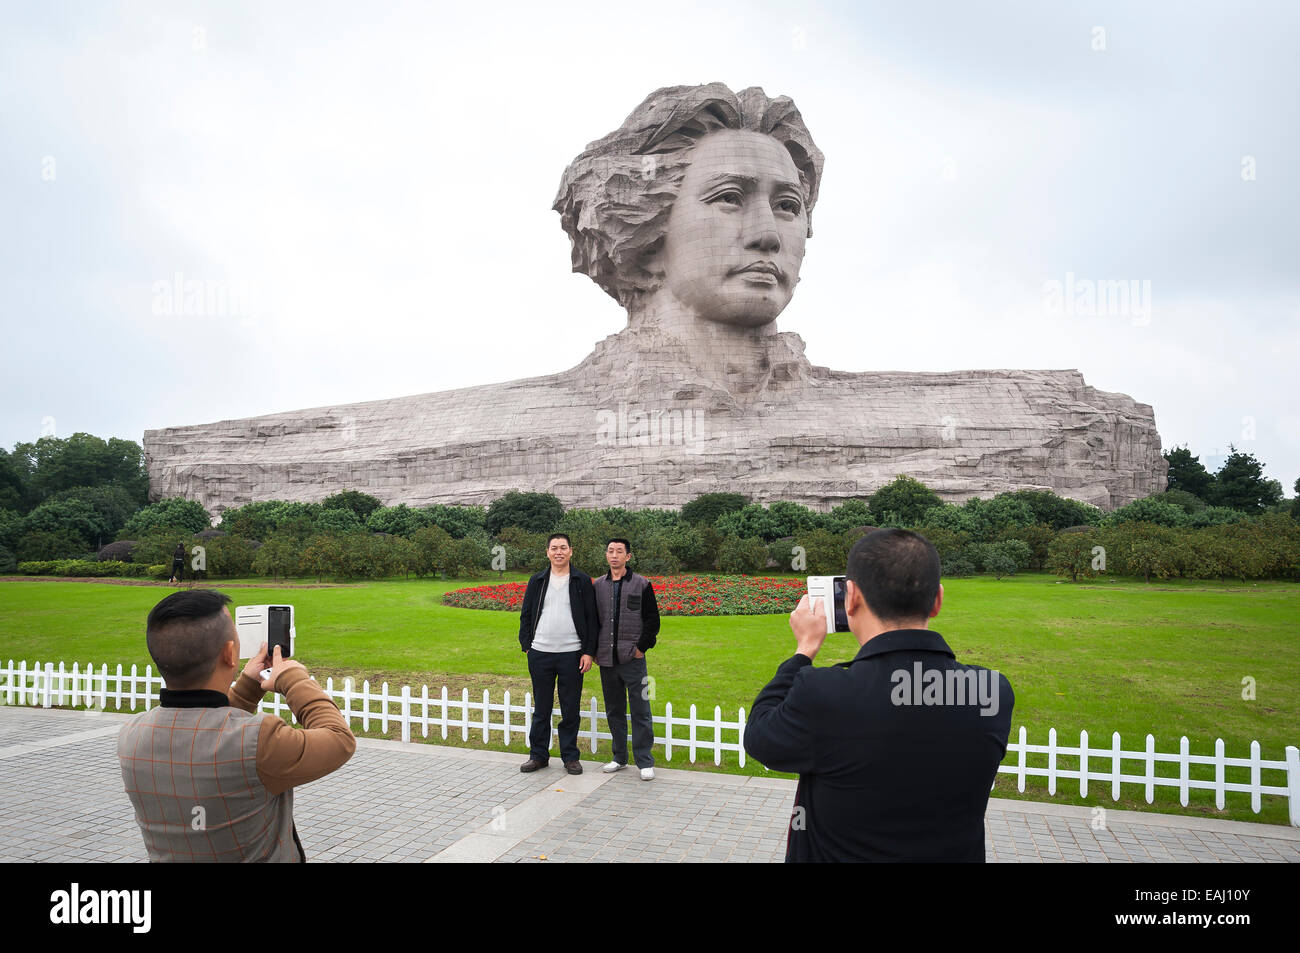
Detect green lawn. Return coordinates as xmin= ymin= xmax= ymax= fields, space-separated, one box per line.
xmin=1 ymin=573 xmax=1296 ymax=825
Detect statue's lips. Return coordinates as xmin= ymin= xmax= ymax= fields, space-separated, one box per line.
xmin=732 ymin=263 xmax=783 ymax=284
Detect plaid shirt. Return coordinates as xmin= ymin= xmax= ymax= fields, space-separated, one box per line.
xmin=118 ymin=669 xmax=355 ymax=863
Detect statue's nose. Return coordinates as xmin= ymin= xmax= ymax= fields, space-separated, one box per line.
xmin=743 ymin=201 xmax=781 ymax=253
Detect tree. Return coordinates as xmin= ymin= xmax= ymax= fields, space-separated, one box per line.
xmin=1162 ymin=445 xmax=1213 ymax=500
xmin=716 ymin=504 xmax=782 ymax=541
xmin=1104 ymin=496 xmax=1188 ymax=528
xmin=1208 ymin=446 xmax=1283 ymax=513
xmin=867 ymin=476 xmax=942 ymax=527
xmin=252 ymin=532 xmax=300 ymax=581
xmin=301 ymin=534 xmax=344 ymax=582
xmin=320 ymin=490 xmax=383 ymax=522
xmin=123 ymin=498 xmax=211 ymax=536
xmin=1046 ymin=531 xmax=1102 ymax=582
xmin=998 ymin=489 xmax=1102 ymax=530
xmin=365 ymin=503 xmax=426 ymax=537
xmin=8 ymin=433 xmax=148 ymax=507
xmin=485 ymin=491 xmax=564 ymax=535
xmin=421 ymin=504 xmax=486 ymax=539
xmin=824 ymin=499 xmax=874 ymax=533
xmin=681 ymin=492 xmax=749 ymax=526
xmin=716 ymin=535 xmax=767 ymax=574
xmin=48 ymin=485 xmax=141 ymax=541
xmin=21 ymin=498 xmax=107 ymax=549
xmin=0 ymin=449 xmax=25 ymax=511
xmin=411 ymin=524 xmax=454 ymax=576
xmin=1159 ymin=488 xmax=1206 ymax=515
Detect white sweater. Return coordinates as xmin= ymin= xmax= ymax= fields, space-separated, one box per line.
xmin=531 ymin=573 xmax=581 ymax=653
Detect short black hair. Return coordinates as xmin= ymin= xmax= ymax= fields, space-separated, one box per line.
xmin=845 ymin=529 xmax=940 ymax=623
xmin=547 ymin=533 xmax=571 ymax=547
xmin=606 ymin=538 xmax=632 ymax=553
xmin=145 ymin=589 xmax=235 ymax=689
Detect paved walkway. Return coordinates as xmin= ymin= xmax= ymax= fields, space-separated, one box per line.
xmin=1 ymin=706 xmax=1296 ymax=863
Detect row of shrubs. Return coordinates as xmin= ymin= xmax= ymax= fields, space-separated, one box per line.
xmin=16 ymin=559 xmax=152 ymax=577
xmin=11 ymin=511 xmax=1299 ymax=584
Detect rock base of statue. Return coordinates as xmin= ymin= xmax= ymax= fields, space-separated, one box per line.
xmin=144 ymin=324 xmax=1166 ymax=518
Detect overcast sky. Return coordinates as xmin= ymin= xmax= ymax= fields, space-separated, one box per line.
xmin=2 ymin=0 xmax=1297 ymax=495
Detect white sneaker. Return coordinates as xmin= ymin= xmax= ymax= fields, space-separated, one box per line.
xmin=602 ymin=761 xmax=625 ymax=773
xmin=640 ymin=767 xmax=655 ymax=781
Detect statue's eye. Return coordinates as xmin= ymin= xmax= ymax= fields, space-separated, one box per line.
xmin=713 ymin=190 xmax=744 ymax=207
xmin=777 ymin=197 xmax=802 ymax=215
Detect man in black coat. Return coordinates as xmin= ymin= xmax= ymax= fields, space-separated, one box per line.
xmin=517 ymin=533 xmax=598 ymax=775
xmin=744 ymin=528 xmax=1014 ymax=862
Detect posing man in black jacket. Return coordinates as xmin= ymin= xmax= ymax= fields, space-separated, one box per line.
xmin=744 ymin=529 xmax=1014 ymax=862
xmin=517 ymin=533 xmax=598 ymax=775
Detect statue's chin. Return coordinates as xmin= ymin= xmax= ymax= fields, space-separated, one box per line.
xmin=698 ymin=312 xmax=780 ymax=329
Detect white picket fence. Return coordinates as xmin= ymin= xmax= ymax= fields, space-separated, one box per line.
xmin=3 ymin=658 xmax=1297 ymax=826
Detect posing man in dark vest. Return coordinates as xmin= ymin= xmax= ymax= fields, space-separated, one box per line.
xmin=117 ymin=589 xmax=356 ymax=862
xmin=593 ymin=538 xmax=661 ymax=780
xmin=517 ymin=533 xmax=598 ymax=774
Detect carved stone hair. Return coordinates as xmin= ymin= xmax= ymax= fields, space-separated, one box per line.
xmin=553 ymin=83 xmax=825 ymax=308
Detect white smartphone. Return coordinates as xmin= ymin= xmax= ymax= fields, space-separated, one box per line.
xmin=806 ymin=576 xmax=850 ymax=635
xmin=234 ymin=604 xmax=296 ymax=661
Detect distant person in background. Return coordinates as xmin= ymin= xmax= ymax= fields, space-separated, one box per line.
xmin=168 ymin=542 xmax=185 ymax=584
xmin=118 ymin=589 xmax=356 ymax=862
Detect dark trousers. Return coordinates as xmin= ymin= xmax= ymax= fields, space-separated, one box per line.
xmin=600 ymin=657 xmax=655 ymax=769
xmin=527 ymin=649 xmax=583 ymax=763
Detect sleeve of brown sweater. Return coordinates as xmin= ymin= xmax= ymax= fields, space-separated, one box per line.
xmin=228 ymin=669 xmax=357 ymax=796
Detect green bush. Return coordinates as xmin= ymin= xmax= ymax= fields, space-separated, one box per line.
xmin=716 ymin=535 xmax=768 ymax=574
xmin=1047 ymin=530 xmax=1104 ymax=582
xmin=1104 ymin=497 xmax=1189 ymax=529
xmin=681 ymin=492 xmax=749 ymax=526
xmin=494 ymin=526 xmax=547 ymax=573
xmin=15 ymin=558 xmax=142 ymax=577
xmin=485 ymin=491 xmax=564 ymax=535
xmin=122 ymin=497 xmax=211 ymax=536
xmin=868 ymin=476 xmax=943 ymax=526
xmin=443 ymin=535 xmax=492 ymax=577
xmin=941 ymin=556 xmax=976 ymax=577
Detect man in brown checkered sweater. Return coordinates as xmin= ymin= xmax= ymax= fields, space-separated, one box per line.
xmin=118 ymin=589 xmax=356 ymax=862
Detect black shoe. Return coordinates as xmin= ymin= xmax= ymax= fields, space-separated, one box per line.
xmin=520 ymin=759 xmax=548 ymax=773
xmin=564 ymin=761 xmax=583 ymax=775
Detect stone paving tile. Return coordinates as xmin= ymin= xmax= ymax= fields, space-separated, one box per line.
xmin=1 ymin=707 xmax=1297 ymax=863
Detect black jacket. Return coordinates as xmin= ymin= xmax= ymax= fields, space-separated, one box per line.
xmin=744 ymin=629 xmax=1013 ymax=862
xmin=517 ymin=566 xmax=599 ymax=657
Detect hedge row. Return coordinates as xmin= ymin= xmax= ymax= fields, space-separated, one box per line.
xmin=17 ymin=559 xmax=149 ymax=577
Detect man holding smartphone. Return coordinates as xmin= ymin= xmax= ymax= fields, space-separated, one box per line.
xmin=593 ymin=538 xmax=660 ymax=780
xmin=118 ymin=589 xmax=356 ymax=862
xmin=516 ymin=533 xmax=598 ymax=775
xmin=743 ymin=529 xmax=1014 ymax=862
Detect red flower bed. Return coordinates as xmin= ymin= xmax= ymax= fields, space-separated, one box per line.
xmin=442 ymin=575 xmax=805 ymax=616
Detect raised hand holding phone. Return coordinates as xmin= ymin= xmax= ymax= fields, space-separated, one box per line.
xmin=259 ymin=644 xmax=306 ymax=692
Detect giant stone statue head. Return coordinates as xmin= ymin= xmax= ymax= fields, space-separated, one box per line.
xmin=554 ymin=83 xmax=824 ymax=330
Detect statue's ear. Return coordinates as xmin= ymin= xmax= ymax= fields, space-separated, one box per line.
xmin=638 ymin=236 xmax=667 ymax=280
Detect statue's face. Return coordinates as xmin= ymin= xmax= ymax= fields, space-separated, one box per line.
xmin=659 ymin=128 xmax=808 ymax=327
